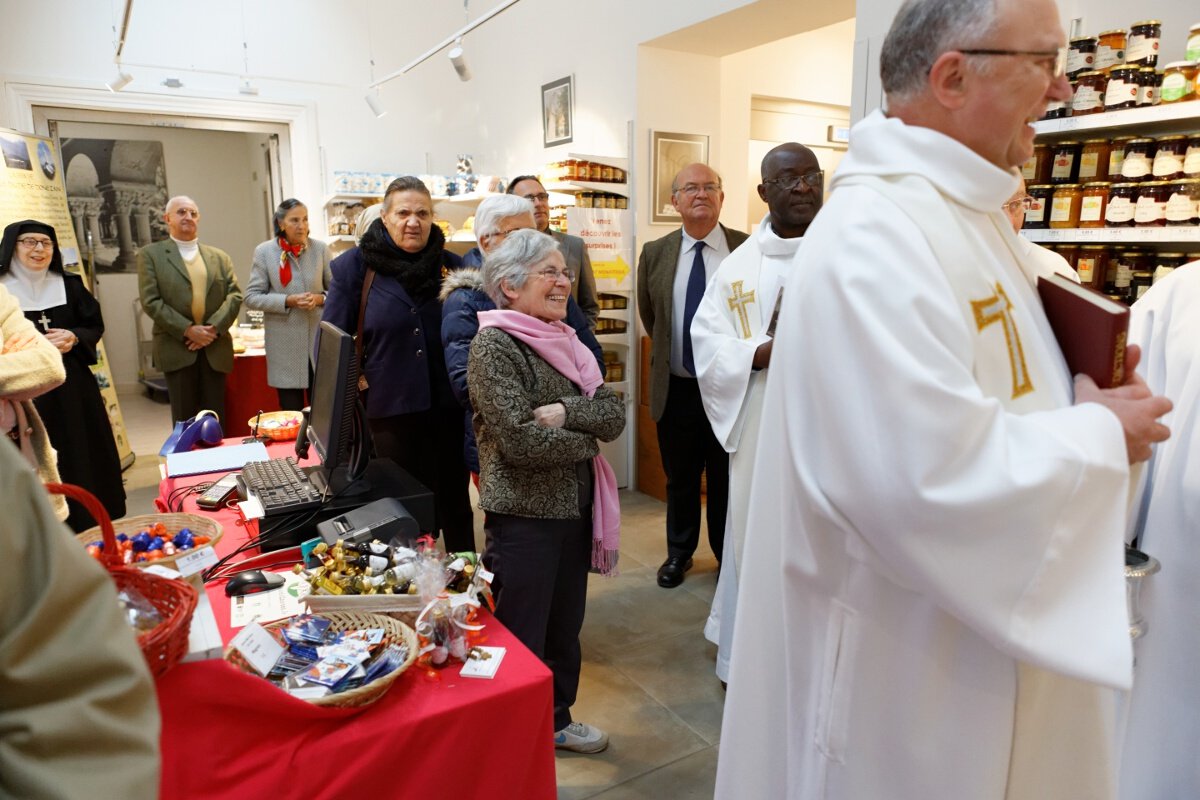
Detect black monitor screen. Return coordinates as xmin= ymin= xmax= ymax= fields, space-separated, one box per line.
xmin=309 ymin=321 xmax=361 ymax=476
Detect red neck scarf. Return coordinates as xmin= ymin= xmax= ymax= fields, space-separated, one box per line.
xmin=277 ymin=237 xmax=306 ymax=286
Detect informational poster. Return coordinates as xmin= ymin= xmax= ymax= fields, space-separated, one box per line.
xmin=0 ymin=127 xmax=133 ymax=468
xmin=566 ymin=207 xmax=634 ymax=291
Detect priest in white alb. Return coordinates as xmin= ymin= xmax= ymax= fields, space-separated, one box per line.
xmin=692 ymin=142 xmax=823 ymax=683
xmin=1119 ymin=260 xmax=1200 ymax=800
xmin=714 ymin=0 xmax=1174 ymax=798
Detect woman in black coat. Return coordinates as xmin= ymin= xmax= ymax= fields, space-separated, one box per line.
xmin=0 ymin=219 xmax=126 ymax=530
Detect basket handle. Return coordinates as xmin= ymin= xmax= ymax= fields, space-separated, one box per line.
xmin=44 ymin=482 xmax=121 ymax=568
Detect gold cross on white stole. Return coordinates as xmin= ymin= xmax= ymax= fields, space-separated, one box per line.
xmin=727 ymin=281 xmax=757 ymax=339
xmin=970 ymin=282 xmax=1033 ymax=399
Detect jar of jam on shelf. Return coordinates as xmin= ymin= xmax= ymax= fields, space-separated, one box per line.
xmin=1067 ymin=37 xmax=1098 ymax=79
xmin=1127 ymin=20 xmax=1162 ymax=68
xmin=1043 ymin=97 xmax=1071 ymax=120
xmin=1186 ymin=134 xmax=1200 ymax=177
xmin=1079 ymin=182 xmax=1111 ymax=228
xmin=1075 ymin=245 xmax=1110 ymax=290
xmin=1189 ymin=23 xmax=1200 ymax=61
xmin=1121 ymin=138 xmax=1157 ymax=181
xmin=1104 ymin=65 xmax=1140 ymax=110
xmin=1137 ymin=67 xmax=1162 ymax=106
xmin=1079 ymin=139 xmax=1111 ymax=181
xmin=1096 ymin=30 xmax=1127 ymax=71
xmin=1153 ymin=135 xmax=1188 ymax=180
xmin=1105 ymin=182 xmax=1140 ymax=227
xmin=1159 ymin=61 xmax=1198 ymax=103
xmin=1154 ymin=252 xmax=1187 ymax=283
xmin=1021 ymin=143 xmax=1052 ymax=184
xmin=601 ymin=164 xmax=616 ymax=182
xmin=1134 ymin=181 xmax=1171 ymax=227
xmin=588 ymin=162 xmax=603 ymax=181
xmin=1050 ymin=184 xmax=1083 ymax=228
xmin=1108 ymin=136 xmax=1137 ymax=177
xmin=1050 ymin=140 xmax=1082 ymax=183
xmin=1165 ymin=178 xmax=1200 ymax=225
xmin=1071 ymin=71 xmax=1108 ymax=115
xmin=1131 ymin=270 xmax=1154 ymax=301
xmin=1056 ymin=244 xmax=1081 ymax=270
xmin=1024 ymin=184 xmax=1053 ymax=228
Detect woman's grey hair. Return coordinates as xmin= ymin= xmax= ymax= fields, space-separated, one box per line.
xmin=474 ymin=194 xmax=534 ymax=238
xmin=880 ymin=0 xmax=999 ymax=101
xmin=482 ymin=228 xmax=561 ymax=309
xmin=272 ymin=198 xmax=306 ymax=238
xmin=383 ymin=175 xmax=431 ymax=211
xmin=354 ymin=203 xmax=383 ymax=245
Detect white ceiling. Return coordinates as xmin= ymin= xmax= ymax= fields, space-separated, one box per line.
xmin=643 ymin=0 xmax=856 ymax=56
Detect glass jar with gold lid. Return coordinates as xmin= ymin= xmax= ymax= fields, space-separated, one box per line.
xmin=1096 ymin=30 xmax=1127 ymax=71
xmin=1105 ymin=66 xmax=1140 ymax=110
xmin=1121 ymin=138 xmax=1157 ymax=181
xmin=1075 ymin=245 xmax=1110 ymax=290
xmin=1153 ymin=135 xmax=1189 ymax=180
xmin=1079 ymin=182 xmax=1111 ymax=228
xmin=1105 ymin=183 xmax=1140 ymax=227
xmin=1134 ymin=181 xmax=1171 ymax=227
xmin=1160 ymin=61 xmax=1198 ymax=103
xmin=1050 ymin=184 xmax=1083 ymax=228
xmin=1072 ymin=71 xmax=1108 ymax=115
xmin=1165 ymin=178 xmax=1200 ymax=225
xmin=1128 ymin=20 xmax=1162 ymax=67
xmin=1079 ymin=139 xmax=1111 ymax=182
xmin=1050 ymin=141 xmax=1082 ymax=183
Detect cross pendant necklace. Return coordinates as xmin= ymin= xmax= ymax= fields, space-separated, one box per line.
xmin=37 ymin=312 xmax=51 ymax=331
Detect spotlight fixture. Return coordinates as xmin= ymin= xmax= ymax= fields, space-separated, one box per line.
xmin=238 ymin=79 xmax=259 ymax=96
xmin=106 ymin=66 xmax=133 ymax=92
xmin=161 ymin=77 xmax=184 ymax=89
xmin=365 ymin=92 xmax=387 ymax=118
xmin=448 ymin=38 xmax=472 ymax=82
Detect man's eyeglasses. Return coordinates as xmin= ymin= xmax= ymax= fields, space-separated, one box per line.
xmin=531 ymin=266 xmax=576 ymax=283
xmin=1002 ymin=195 xmax=1035 ymax=214
xmin=480 ymin=227 xmax=524 ymax=244
xmin=520 ymin=192 xmax=550 ymax=203
xmin=957 ymin=46 xmax=1068 ymax=79
xmin=675 ymin=182 xmax=722 ymax=197
xmin=762 ymin=171 xmax=824 ymax=192
xmin=16 ymin=237 xmax=54 ymax=250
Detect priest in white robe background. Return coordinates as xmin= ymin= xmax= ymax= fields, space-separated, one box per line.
xmin=692 ymin=142 xmax=823 ymax=683
xmin=1119 ymin=260 xmax=1200 ymax=800
xmin=714 ymin=0 xmax=1174 ymax=798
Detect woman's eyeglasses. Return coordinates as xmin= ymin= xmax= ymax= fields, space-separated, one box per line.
xmin=16 ymin=237 xmax=54 ymax=250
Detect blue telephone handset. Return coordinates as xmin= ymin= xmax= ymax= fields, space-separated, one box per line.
xmin=159 ymin=409 xmax=224 ymax=456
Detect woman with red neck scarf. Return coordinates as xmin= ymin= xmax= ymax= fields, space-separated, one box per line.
xmin=244 ymin=198 xmax=332 ymax=410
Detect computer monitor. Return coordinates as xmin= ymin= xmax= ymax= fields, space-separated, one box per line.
xmin=305 ymin=320 xmax=371 ymax=494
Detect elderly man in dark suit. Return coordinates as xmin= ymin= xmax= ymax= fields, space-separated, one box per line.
xmin=137 ymin=195 xmax=242 ymax=423
xmin=637 ymin=163 xmax=748 ymax=588
xmin=507 ymin=175 xmax=600 ymax=329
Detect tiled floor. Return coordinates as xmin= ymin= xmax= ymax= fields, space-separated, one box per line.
xmin=117 ymin=389 xmax=726 ymax=799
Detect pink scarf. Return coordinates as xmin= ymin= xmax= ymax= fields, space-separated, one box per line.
xmin=478 ymin=309 xmax=620 ymax=575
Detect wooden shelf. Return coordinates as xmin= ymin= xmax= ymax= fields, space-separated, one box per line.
xmin=544 ymin=180 xmax=628 ymax=197
xmin=1021 ymin=226 xmax=1200 ymax=244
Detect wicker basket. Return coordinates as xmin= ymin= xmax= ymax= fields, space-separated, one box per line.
xmin=225 ymin=610 xmax=418 ymax=708
xmin=48 ymin=483 xmax=199 ymax=678
xmin=76 ymin=512 xmax=223 ymax=571
xmin=248 ymin=410 xmax=303 ymax=441
xmin=304 ymin=593 xmax=425 ymax=628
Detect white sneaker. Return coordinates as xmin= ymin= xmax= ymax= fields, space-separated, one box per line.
xmin=554 ymin=721 xmax=609 ymax=753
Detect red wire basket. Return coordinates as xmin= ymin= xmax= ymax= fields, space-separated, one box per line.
xmin=46 ymin=483 xmax=199 ymax=678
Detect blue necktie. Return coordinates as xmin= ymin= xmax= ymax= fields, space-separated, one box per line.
xmin=682 ymin=240 xmax=706 ymax=376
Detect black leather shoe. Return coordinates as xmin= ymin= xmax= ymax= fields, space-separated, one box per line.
xmin=657 ymin=555 xmax=693 ymax=588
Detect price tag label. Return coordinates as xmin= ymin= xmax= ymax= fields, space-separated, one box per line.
xmin=144 ymin=564 xmax=183 ymax=580
xmin=476 ymin=566 xmax=495 ymax=584
xmin=175 ymin=545 xmax=218 ymax=577
xmin=230 ymin=622 xmax=285 ymax=675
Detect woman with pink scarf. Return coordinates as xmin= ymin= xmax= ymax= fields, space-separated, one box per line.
xmin=468 ymin=229 xmax=624 ymax=754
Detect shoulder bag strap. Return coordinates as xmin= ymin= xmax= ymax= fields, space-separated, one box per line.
xmin=356 ymin=267 xmax=376 ymax=391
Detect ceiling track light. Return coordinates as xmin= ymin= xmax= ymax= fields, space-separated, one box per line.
xmin=239 ymin=79 xmax=259 ymax=96
xmin=369 ymin=0 xmax=521 ymax=87
xmin=448 ymin=38 xmax=471 ymax=81
xmin=365 ymin=92 xmax=387 ymax=118
xmin=106 ymin=66 xmax=133 ymax=92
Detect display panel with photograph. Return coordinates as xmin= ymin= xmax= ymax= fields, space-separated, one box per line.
xmin=650 ymin=131 xmax=709 ymax=225
xmin=542 ymin=76 xmax=574 ymax=148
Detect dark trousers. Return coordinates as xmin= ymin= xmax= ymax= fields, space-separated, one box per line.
xmin=483 ymin=510 xmax=591 ymax=732
xmin=165 ymin=356 xmax=227 ymax=424
xmin=369 ymin=407 xmax=474 ymax=553
xmin=276 ymin=388 xmax=307 ymax=411
xmin=656 ymin=374 xmax=728 ymax=562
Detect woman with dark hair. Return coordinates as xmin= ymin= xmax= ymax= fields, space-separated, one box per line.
xmin=322 ymin=176 xmax=475 ymax=553
xmin=0 ymin=219 xmax=123 ymax=530
xmin=245 ymin=199 xmax=331 ymax=410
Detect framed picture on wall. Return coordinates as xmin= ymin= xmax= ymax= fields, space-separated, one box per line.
xmin=650 ymin=131 xmax=709 ymax=225
xmin=542 ymin=76 xmax=574 ymax=148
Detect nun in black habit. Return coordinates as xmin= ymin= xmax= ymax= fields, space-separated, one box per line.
xmin=0 ymin=220 xmax=126 ymax=531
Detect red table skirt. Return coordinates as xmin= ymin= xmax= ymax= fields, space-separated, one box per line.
xmin=154 ymin=448 xmax=556 ymax=799
xmin=223 ymin=353 xmax=277 ymax=438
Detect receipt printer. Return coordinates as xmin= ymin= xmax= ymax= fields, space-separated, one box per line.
xmin=315 ymin=497 xmax=419 ymax=549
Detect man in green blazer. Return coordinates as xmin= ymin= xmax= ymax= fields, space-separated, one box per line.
xmin=637 ymin=163 xmax=748 ymax=588
xmin=137 ymin=196 xmax=242 ymax=423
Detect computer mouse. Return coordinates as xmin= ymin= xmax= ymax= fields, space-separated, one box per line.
xmin=224 ymin=569 xmax=286 ymax=597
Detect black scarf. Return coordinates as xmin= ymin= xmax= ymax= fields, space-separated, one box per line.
xmin=360 ymin=217 xmax=446 ymax=303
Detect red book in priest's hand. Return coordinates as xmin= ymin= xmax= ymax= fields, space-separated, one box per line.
xmin=1037 ymin=273 xmax=1130 ymax=389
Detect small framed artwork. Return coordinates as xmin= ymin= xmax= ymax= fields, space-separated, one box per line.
xmin=542 ymin=76 xmax=574 ymax=148
xmin=650 ymin=130 xmax=709 ymax=225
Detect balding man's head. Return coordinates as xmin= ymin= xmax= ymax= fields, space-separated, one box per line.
xmin=164 ymin=196 xmax=200 ymax=241
xmin=670 ymin=163 xmax=724 ymax=239
xmin=757 ymin=143 xmax=822 ymax=238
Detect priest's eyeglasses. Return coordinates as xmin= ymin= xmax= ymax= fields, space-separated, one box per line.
xmin=957 ymin=46 xmax=1068 ymax=79
xmin=762 ymin=171 xmax=825 ymax=192
xmin=1002 ymin=195 xmax=1035 ymax=214
xmin=16 ymin=237 xmax=54 ymax=249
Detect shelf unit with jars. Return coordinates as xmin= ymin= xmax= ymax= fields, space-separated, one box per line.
xmin=321 ymin=190 xmax=501 ymax=258
xmin=1022 ymin=100 xmax=1200 ymax=302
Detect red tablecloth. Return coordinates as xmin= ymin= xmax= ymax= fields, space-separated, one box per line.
xmin=224 ymin=353 xmax=277 ymax=437
xmin=154 ymin=456 xmax=557 ymax=800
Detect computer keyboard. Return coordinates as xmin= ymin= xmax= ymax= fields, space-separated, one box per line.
xmin=241 ymin=457 xmax=325 ymax=517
